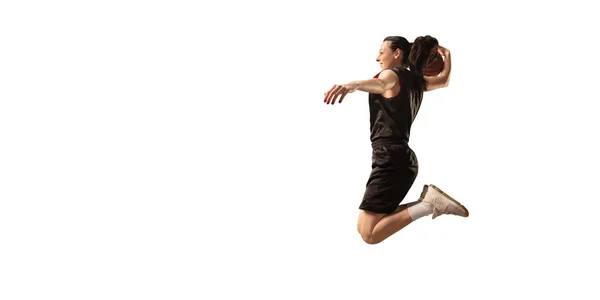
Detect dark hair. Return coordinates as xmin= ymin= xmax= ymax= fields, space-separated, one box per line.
xmin=383 ymin=36 xmax=412 ymax=65
xmin=408 ymin=35 xmax=439 ymax=89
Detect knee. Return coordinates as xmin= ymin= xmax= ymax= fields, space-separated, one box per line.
xmin=358 ymin=228 xmax=380 ymax=245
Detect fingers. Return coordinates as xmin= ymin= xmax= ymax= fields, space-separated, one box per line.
xmin=324 ymin=85 xmax=337 ymax=104
xmin=333 ymin=86 xmax=347 ymax=105
xmin=324 ymin=85 xmax=347 ymax=105
xmin=437 ymin=45 xmax=450 ymax=56
xmin=338 ymin=94 xmax=346 ymax=104
xmin=338 ymin=89 xmax=348 ymax=104
xmin=331 ymin=85 xmax=345 ymax=104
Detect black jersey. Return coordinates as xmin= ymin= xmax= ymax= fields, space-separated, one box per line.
xmin=368 ymin=67 xmax=424 ymax=146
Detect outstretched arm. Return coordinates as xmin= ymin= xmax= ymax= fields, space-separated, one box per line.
xmin=424 ymin=46 xmax=452 ymax=92
xmin=324 ymin=69 xmax=398 ymax=105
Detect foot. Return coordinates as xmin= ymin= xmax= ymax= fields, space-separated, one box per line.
xmin=420 ymin=184 xmax=469 ymax=219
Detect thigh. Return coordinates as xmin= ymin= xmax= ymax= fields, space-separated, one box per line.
xmin=357 ymin=209 xmax=386 ymax=235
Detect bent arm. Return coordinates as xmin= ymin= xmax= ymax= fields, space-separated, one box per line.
xmin=349 ymin=69 xmax=398 ymax=94
xmin=424 ymin=48 xmax=452 ymax=92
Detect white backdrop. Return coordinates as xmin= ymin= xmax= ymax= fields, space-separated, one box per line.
xmin=1 ymin=0 xmax=599 ymax=299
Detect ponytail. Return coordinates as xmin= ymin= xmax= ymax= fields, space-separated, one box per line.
xmin=408 ymin=35 xmax=439 ymax=90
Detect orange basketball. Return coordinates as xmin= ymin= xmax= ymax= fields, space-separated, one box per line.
xmin=424 ymin=53 xmax=444 ymax=76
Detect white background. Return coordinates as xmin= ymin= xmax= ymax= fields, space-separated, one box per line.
xmin=1 ymin=0 xmax=599 ymax=299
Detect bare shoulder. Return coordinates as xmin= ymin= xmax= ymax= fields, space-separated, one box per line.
xmin=378 ymin=69 xmax=400 ymax=86
xmin=379 ymin=69 xmax=398 ymax=79
xmin=380 ymin=69 xmax=401 ymax=98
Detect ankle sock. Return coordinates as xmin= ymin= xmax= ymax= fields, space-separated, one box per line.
xmin=407 ymin=201 xmax=433 ymax=221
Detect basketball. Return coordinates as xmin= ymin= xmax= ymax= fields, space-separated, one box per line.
xmin=424 ymin=53 xmax=444 ymax=76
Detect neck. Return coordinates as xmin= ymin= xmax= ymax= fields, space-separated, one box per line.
xmin=394 ymin=62 xmax=406 ymax=69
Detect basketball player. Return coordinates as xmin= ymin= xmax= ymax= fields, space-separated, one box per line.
xmin=323 ymin=35 xmax=469 ymax=245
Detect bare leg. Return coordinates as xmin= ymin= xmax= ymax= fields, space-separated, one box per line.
xmin=357 ymin=206 xmax=415 ymax=245
xmin=356 ymin=183 xmax=468 ymax=244
xmin=394 ymin=201 xmax=420 ymax=213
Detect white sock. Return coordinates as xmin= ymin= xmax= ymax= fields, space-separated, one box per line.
xmin=407 ymin=201 xmax=433 ymax=221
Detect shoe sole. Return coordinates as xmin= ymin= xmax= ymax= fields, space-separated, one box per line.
xmin=429 ymin=184 xmax=469 ymax=217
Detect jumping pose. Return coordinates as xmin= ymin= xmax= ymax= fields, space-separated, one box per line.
xmin=324 ymin=35 xmax=469 ymax=245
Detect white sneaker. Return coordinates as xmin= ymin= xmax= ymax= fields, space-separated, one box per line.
xmin=420 ymin=184 xmax=469 ymax=219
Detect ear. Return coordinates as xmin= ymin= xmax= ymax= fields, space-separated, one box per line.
xmin=395 ymin=49 xmax=403 ymax=59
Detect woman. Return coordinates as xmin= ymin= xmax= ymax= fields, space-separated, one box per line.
xmin=323 ymin=35 xmax=469 ymax=245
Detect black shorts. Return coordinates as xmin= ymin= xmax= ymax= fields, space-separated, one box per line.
xmin=359 ymin=143 xmax=419 ymax=214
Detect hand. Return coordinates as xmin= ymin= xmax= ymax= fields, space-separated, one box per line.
xmin=437 ymin=45 xmax=450 ymax=57
xmin=324 ymin=82 xmax=358 ymax=105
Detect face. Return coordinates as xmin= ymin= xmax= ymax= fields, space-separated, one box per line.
xmin=376 ymin=41 xmax=402 ymax=70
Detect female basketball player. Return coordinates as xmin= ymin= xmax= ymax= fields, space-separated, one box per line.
xmin=323 ymin=35 xmax=469 ymax=245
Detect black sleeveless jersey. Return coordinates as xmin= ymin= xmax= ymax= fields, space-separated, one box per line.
xmin=368 ymin=67 xmax=424 ymax=146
